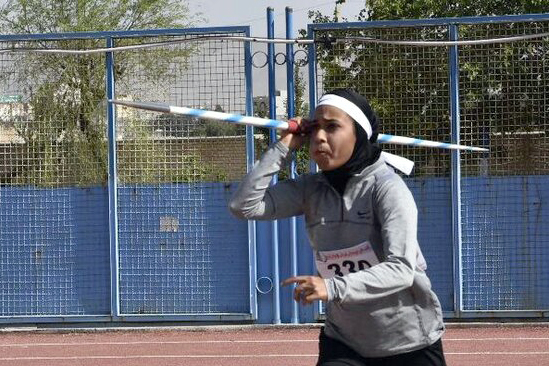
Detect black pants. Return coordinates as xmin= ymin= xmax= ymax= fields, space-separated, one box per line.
xmin=317 ymin=328 xmax=447 ymax=366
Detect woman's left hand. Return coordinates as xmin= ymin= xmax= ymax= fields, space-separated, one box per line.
xmin=282 ymin=275 xmax=328 ymax=305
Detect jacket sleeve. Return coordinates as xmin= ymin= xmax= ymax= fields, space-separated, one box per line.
xmin=324 ymin=172 xmax=419 ymax=304
xmin=229 ymin=141 xmax=306 ymax=220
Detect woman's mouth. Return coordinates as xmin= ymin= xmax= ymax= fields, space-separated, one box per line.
xmin=314 ymin=150 xmax=331 ymax=158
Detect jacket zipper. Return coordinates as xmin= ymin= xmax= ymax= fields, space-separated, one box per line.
xmin=320 ymin=177 xmax=347 ymax=222
xmin=340 ymin=196 xmax=344 ymax=221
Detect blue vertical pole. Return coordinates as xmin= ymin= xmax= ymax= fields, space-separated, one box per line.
xmin=267 ymin=7 xmax=281 ymax=324
xmin=307 ymin=24 xmax=319 ymax=176
xmin=106 ymin=37 xmax=120 ymax=320
xmin=285 ymin=6 xmax=299 ymax=324
xmin=449 ymin=25 xmax=463 ymax=318
xmin=244 ymin=27 xmax=258 ymax=320
xmin=307 ymin=24 xmax=322 ymax=320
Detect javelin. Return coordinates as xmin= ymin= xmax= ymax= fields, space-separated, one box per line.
xmin=109 ymin=99 xmax=488 ymax=152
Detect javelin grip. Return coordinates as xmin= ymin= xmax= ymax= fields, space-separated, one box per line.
xmin=287 ymin=119 xmax=300 ymax=133
xmin=286 ymin=119 xmax=317 ymax=134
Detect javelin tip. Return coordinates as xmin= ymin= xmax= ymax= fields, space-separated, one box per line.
xmin=109 ymin=99 xmax=171 ymax=113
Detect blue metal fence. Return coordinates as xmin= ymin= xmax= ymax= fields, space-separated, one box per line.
xmin=1 ymin=12 xmax=548 ymax=325
xmin=305 ymin=13 xmax=549 ymax=320
xmin=0 ymin=26 xmax=255 ymax=323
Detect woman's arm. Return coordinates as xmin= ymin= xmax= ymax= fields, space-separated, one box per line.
xmin=229 ymin=120 xmax=309 ymax=220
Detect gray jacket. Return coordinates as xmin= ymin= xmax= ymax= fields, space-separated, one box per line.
xmin=229 ymin=141 xmax=444 ymax=358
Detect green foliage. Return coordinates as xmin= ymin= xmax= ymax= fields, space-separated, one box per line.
xmin=278 ymin=64 xmax=312 ymax=180
xmin=358 ymin=0 xmax=549 ymax=20
xmin=292 ymin=65 xmax=312 ymax=176
xmin=294 ymin=65 xmax=309 ymax=119
xmin=117 ymin=143 xmax=219 ymax=184
xmin=308 ymin=1 xmax=549 ymax=176
xmin=0 ymin=0 xmax=216 ymax=186
xmin=0 ymin=0 xmax=195 ymax=33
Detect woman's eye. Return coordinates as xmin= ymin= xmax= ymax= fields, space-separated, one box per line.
xmin=326 ymin=123 xmax=338 ymax=131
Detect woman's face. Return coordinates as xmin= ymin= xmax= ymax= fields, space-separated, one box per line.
xmin=309 ymin=105 xmax=356 ymax=171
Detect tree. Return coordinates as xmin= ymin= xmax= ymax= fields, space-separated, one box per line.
xmin=294 ymin=64 xmax=309 ymax=119
xmin=308 ymin=1 xmax=549 ymax=176
xmin=292 ymin=64 xmax=312 ymax=176
xmin=0 ymin=0 xmax=194 ymax=33
xmin=356 ymin=0 xmax=549 ymax=21
xmin=0 ymin=0 xmax=199 ymax=186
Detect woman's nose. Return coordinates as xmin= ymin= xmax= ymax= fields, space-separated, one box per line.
xmin=312 ymin=128 xmax=327 ymax=143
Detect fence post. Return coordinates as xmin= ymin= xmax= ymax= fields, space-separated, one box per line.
xmin=285 ymin=6 xmax=300 ymax=324
xmin=306 ymin=24 xmax=322 ymax=321
xmin=105 ymin=37 xmax=120 ymax=320
xmin=448 ymin=24 xmax=463 ymax=318
xmin=266 ymin=6 xmax=281 ymax=324
xmin=244 ymin=27 xmax=258 ymax=320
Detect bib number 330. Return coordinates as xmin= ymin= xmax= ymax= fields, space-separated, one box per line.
xmin=315 ymin=241 xmax=380 ymax=279
xmin=328 ymin=260 xmax=372 ymax=277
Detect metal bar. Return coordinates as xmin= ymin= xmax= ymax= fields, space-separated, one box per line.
xmin=5 ymin=310 xmax=548 ymax=324
xmin=334 ymin=33 xmax=549 ymax=47
xmin=0 ymin=313 xmax=255 ymax=324
xmin=0 ymin=36 xmax=315 ymax=55
xmin=115 ymin=314 xmax=255 ymax=322
xmin=1 ymin=13 xmax=548 ymax=43
xmin=267 ymin=7 xmax=281 ymax=325
xmin=307 ymin=24 xmax=322 ymax=320
xmin=0 ymin=26 xmax=251 ymax=42
xmin=449 ymin=25 xmax=463 ymax=319
xmin=285 ymin=6 xmax=299 ymax=325
xmin=5 ymin=32 xmax=549 ymax=56
xmin=0 ymin=316 xmax=114 ymax=324
xmin=244 ymin=26 xmax=258 ymax=321
xmin=307 ymin=13 xmax=549 ymax=31
xmin=455 ymin=310 xmax=549 ymax=318
xmin=0 ymin=314 xmax=254 ymax=323
xmin=105 ymin=37 xmax=120 ymax=321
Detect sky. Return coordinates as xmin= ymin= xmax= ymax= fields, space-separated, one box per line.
xmin=186 ymin=0 xmax=365 ymax=37
xmin=185 ymin=0 xmax=367 ymax=95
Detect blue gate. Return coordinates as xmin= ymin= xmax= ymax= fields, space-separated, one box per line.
xmin=1 ymin=12 xmax=548 ymax=325
xmin=0 ymin=27 xmax=256 ymax=323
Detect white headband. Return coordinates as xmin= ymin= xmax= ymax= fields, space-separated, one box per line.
xmin=317 ymin=94 xmax=373 ymax=139
xmin=316 ymin=93 xmax=415 ymax=175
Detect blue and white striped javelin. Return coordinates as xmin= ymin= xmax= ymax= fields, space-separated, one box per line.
xmin=110 ymin=99 xmax=488 ymax=152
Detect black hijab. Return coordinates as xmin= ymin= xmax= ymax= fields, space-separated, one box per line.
xmin=320 ymin=89 xmax=382 ymax=196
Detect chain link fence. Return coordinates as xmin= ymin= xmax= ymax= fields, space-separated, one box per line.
xmin=0 ymin=29 xmax=253 ymax=319
xmin=310 ymin=19 xmax=549 ymax=314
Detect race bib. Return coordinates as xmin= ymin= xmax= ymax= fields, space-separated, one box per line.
xmin=315 ymin=241 xmax=380 ymax=279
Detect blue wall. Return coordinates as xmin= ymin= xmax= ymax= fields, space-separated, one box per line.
xmin=0 ymin=187 xmax=111 ymax=316
xmin=1 ymin=177 xmax=548 ymax=320
xmin=460 ymin=176 xmax=549 ymax=310
xmin=117 ymin=183 xmax=250 ymax=315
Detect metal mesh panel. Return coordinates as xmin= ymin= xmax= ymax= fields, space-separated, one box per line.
xmin=313 ymin=26 xmax=455 ymax=311
xmin=458 ymin=22 xmax=549 ymax=310
xmin=0 ymin=39 xmax=110 ymax=316
xmin=114 ymin=33 xmax=250 ymax=315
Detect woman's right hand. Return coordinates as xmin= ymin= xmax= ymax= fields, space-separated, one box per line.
xmin=280 ymin=117 xmax=309 ymax=150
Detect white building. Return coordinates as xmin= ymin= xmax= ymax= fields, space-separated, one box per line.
xmin=253 ymin=89 xmax=288 ymax=120
xmin=0 ymin=95 xmax=29 ymax=144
